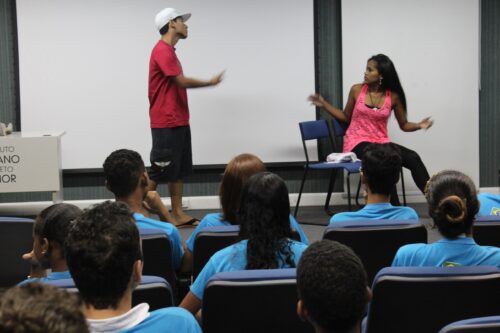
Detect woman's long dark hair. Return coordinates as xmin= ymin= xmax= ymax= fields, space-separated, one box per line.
xmin=238 ymin=172 xmax=294 ymax=269
xmin=369 ymin=54 xmax=407 ymax=113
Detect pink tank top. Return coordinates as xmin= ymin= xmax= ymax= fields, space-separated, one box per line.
xmin=343 ymin=84 xmax=392 ymax=152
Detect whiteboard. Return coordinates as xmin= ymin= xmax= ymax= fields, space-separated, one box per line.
xmin=342 ymin=0 xmax=479 ymax=191
xmin=17 ymin=0 xmax=315 ymax=169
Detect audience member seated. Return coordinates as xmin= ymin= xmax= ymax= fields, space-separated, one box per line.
xmin=330 ymin=143 xmax=418 ymax=224
xmin=297 ymin=240 xmax=371 ymax=333
xmin=186 ymin=153 xmax=309 ymax=254
xmin=180 ymin=172 xmax=308 ymax=318
xmin=392 ymin=170 xmax=500 ymax=267
xmin=0 ymin=282 xmax=89 ymax=333
xmin=65 ymin=201 xmax=201 ymax=333
xmin=19 ymin=203 xmax=82 ymax=284
xmin=477 ymin=192 xmax=500 ymax=217
xmin=103 ymin=149 xmax=189 ymax=273
xmin=476 ymin=170 xmax=500 ymax=217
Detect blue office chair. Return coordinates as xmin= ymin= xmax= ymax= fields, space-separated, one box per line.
xmin=294 ymin=119 xmax=362 ymax=217
xmin=139 ymin=228 xmax=185 ymax=303
xmin=365 ymin=266 xmax=500 ymax=333
xmin=202 ymin=269 xmax=314 ymax=333
xmin=192 ymin=225 xmax=302 ymax=281
xmin=46 ymin=275 xmax=174 ymax=310
xmin=0 ymin=217 xmax=35 ymax=287
xmin=192 ymin=225 xmax=240 ymax=280
xmin=323 ymin=219 xmax=426 ymax=285
xmin=439 ymin=315 xmax=500 ymax=332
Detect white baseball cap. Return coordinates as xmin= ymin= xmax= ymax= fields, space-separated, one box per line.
xmin=155 ymin=8 xmax=191 ymax=32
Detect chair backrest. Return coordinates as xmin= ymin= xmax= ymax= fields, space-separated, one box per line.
xmin=439 ymin=315 xmax=500 ymax=333
xmin=139 ymin=229 xmax=176 ymax=293
xmin=330 ymin=117 xmax=349 ymax=137
xmin=0 ymin=217 xmax=35 ymax=287
xmin=132 ymin=275 xmax=175 ymax=310
xmin=202 ymin=269 xmax=314 ymax=333
xmin=192 ymin=225 xmax=303 ymax=280
xmin=47 ymin=275 xmax=174 ymax=310
xmin=365 ymin=266 xmax=500 ymax=333
xmin=192 ymin=226 xmax=240 ymax=280
xmin=323 ymin=220 xmax=427 ymax=285
xmin=299 ymin=120 xmax=335 ymax=163
xmin=473 ymin=217 xmax=500 ymax=247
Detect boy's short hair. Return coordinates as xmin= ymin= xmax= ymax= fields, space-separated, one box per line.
xmin=0 ymin=283 xmax=89 ymax=333
xmin=362 ymin=143 xmax=402 ymax=195
xmin=65 ymin=201 xmax=142 ymax=309
xmin=103 ymin=149 xmax=146 ymax=198
xmin=297 ymin=240 xmax=368 ymax=332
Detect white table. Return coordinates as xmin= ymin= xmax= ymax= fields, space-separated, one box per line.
xmin=0 ymin=131 xmax=65 ymax=202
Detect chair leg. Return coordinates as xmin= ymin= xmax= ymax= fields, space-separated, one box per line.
xmin=346 ymin=172 xmax=352 ymax=211
xmin=294 ymin=168 xmax=309 ymax=218
xmin=324 ymin=169 xmax=337 ymax=216
xmin=401 ymin=169 xmax=407 ymax=206
xmin=355 ymin=175 xmax=362 ymax=207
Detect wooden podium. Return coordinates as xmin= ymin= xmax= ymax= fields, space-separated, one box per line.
xmin=0 ymin=131 xmax=65 ymax=202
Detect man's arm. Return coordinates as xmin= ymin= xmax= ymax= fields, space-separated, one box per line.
xmin=171 ymin=71 xmax=224 ymax=88
xmin=143 ymin=191 xmax=175 ymax=224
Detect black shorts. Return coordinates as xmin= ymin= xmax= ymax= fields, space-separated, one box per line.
xmin=149 ymin=126 xmax=193 ymax=183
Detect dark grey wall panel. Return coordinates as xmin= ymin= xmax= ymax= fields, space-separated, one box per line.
xmin=0 ymin=0 xmax=19 ymax=127
xmin=315 ymin=0 xmax=344 ymax=191
xmin=480 ymin=0 xmax=500 ymax=186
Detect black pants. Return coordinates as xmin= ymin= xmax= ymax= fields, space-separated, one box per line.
xmin=352 ymin=142 xmax=430 ymax=205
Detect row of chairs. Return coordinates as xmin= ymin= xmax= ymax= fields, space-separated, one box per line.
xmin=2 ymin=216 xmax=499 ymax=290
xmin=29 ymin=265 xmax=500 ymax=333
xmin=7 ymin=251 xmax=493 ymax=333
xmin=30 ymin=265 xmax=500 ymax=333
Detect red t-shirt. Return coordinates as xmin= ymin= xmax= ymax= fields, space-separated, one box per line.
xmin=148 ymin=40 xmax=189 ymax=128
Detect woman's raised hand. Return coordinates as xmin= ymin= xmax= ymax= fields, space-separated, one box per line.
xmin=419 ymin=117 xmax=434 ymax=130
xmin=308 ymin=94 xmax=326 ymax=108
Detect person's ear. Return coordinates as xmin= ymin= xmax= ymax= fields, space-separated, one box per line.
xmin=133 ymin=260 xmax=143 ymax=284
xmin=105 ymin=180 xmax=111 ymax=192
xmin=41 ymin=238 xmax=50 ymax=255
xmin=296 ymin=300 xmax=309 ymax=322
xmin=141 ymin=172 xmax=149 ymax=188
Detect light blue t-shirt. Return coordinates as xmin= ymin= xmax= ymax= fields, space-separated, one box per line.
xmin=120 ymin=307 xmax=201 ymax=333
xmin=133 ymin=213 xmax=184 ymax=270
xmin=392 ymin=237 xmax=500 ymax=268
xmin=478 ymin=193 xmax=500 ymax=216
xmin=330 ymin=203 xmax=419 ymax=224
xmin=185 ymin=213 xmax=309 ymax=251
xmin=18 ymin=270 xmax=71 ymax=285
xmin=190 ymin=239 xmax=307 ymax=300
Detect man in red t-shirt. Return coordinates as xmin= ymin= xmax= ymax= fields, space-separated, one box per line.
xmin=148 ymin=7 xmax=223 ymax=227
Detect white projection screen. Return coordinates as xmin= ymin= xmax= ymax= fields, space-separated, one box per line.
xmin=17 ymin=0 xmax=315 ymax=169
xmin=342 ymin=0 xmax=480 ymax=192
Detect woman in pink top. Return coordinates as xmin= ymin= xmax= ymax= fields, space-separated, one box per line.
xmin=309 ymin=54 xmax=433 ymax=205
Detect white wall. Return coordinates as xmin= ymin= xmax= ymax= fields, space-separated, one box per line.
xmin=342 ymin=0 xmax=480 ymax=192
xmin=16 ymin=0 xmax=315 ymax=169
